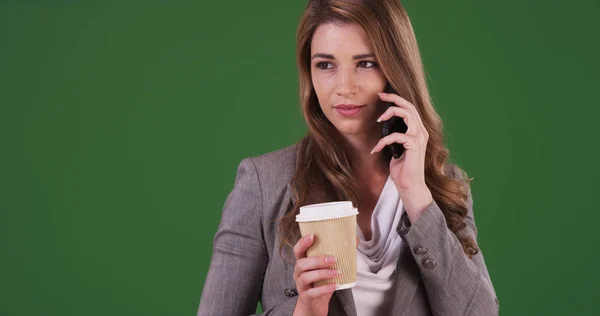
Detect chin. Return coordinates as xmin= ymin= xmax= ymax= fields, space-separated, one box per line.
xmin=332 ymin=120 xmax=368 ymax=136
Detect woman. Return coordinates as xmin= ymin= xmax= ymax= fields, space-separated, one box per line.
xmin=197 ymin=0 xmax=498 ymax=315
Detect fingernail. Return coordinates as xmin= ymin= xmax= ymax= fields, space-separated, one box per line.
xmin=329 ymin=269 xmax=341 ymax=276
xmin=370 ymin=148 xmax=375 ymax=154
xmin=325 ymin=256 xmax=336 ymax=263
xmin=304 ymin=234 xmax=312 ymax=243
xmin=377 ymin=116 xmax=383 ymax=122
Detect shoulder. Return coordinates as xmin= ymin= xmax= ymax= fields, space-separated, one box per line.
xmin=239 ymin=141 xmax=301 ymax=190
xmin=443 ymin=162 xmax=470 ymax=182
xmin=247 ymin=142 xmax=300 ymax=173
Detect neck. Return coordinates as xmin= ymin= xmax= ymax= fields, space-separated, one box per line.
xmin=342 ymin=133 xmax=389 ymax=180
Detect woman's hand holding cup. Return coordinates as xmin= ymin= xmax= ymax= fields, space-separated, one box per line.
xmin=292 ymin=234 xmax=340 ymax=316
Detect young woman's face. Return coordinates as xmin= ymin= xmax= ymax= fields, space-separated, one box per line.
xmin=310 ymin=22 xmax=387 ymax=137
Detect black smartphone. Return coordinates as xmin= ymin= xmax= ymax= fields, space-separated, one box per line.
xmin=381 ymin=83 xmax=408 ymax=159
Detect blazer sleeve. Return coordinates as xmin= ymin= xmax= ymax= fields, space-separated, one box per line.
xmin=197 ymin=158 xmax=298 ymax=316
xmin=397 ymin=165 xmax=499 ymax=316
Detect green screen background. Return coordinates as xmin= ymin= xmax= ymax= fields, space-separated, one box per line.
xmin=1 ymin=1 xmax=598 ymax=315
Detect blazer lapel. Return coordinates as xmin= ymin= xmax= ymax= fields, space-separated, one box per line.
xmin=288 ymin=183 xmax=297 ymax=206
xmin=334 ymin=289 xmax=357 ymax=316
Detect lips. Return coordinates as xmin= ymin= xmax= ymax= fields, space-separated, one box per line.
xmin=334 ymin=104 xmax=365 ymax=116
xmin=334 ymin=104 xmax=364 ymax=109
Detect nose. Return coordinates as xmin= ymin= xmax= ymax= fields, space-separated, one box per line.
xmin=335 ymin=67 xmax=358 ymax=97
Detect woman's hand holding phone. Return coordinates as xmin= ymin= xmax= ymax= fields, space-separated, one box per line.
xmin=371 ymin=90 xmax=433 ymax=223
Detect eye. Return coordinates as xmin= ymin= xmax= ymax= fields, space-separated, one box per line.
xmin=315 ymin=62 xmax=333 ymax=70
xmin=358 ymin=61 xmax=377 ymax=68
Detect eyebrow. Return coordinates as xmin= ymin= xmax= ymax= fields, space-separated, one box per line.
xmin=311 ymin=53 xmax=375 ymax=60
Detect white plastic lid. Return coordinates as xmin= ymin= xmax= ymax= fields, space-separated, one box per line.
xmin=296 ymin=201 xmax=359 ymax=222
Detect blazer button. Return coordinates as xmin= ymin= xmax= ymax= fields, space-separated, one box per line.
xmin=284 ymin=288 xmax=298 ymax=297
xmin=423 ymin=258 xmax=437 ymax=269
xmin=414 ymin=247 xmax=428 ymax=255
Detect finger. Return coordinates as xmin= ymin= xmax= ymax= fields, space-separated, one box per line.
xmin=378 ymin=92 xmax=418 ymax=113
xmin=376 ymin=106 xmax=415 ymax=134
xmin=294 ymin=255 xmax=336 ymax=280
xmin=297 ymin=268 xmax=341 ymax=292
xmin=293 ymin=234 xmax=314 ymax=261
xmin=304 ymin=283 xmax=337 ymax=299
xmin=370 ymin=133 xmax=422 ymax=154
xmin=379 ymin=92 xmax=425 ymax=132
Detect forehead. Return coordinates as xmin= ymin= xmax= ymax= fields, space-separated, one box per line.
xmin=311 ymin=22 xmax=373 ymax=55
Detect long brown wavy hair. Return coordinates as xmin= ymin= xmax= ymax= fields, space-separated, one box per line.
xmin=277 ymin=0 xmax=479 ymax=261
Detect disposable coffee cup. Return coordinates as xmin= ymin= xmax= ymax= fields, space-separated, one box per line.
xmin=295 ymin=201 xmax=359 ymax=290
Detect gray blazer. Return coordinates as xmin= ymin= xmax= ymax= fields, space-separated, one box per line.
xmin=197 ymin=143 xmax=499 ymax=316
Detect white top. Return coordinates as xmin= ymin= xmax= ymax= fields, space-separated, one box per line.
xmin=352 ymin=175 xmax=404 ymax=316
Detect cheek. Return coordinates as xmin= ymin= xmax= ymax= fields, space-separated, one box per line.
xmin=358 ymin=79 xmax=381 ymax=91
xmin=311 ymin=74 xmax=333 ymax=99
xmin=360 ymin=71 xmax=387 ymax=89
xmin=361 ymin=78 xmax=387 ymax=102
